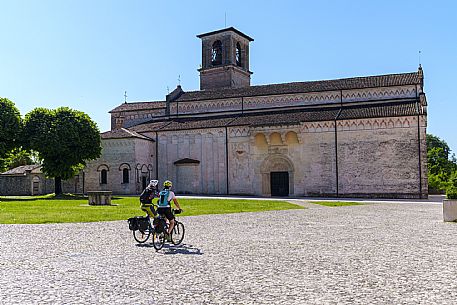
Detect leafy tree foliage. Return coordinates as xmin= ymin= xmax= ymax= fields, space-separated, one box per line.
xmin=427 ymin=134 xmax=457 ymax=192
xmin=0 ymin=97 xmax=22 ymax=158
xmin=0 ymin=148 xmax=39 ymax=173
xmin=23 ymin=107 xmax=101 ymax=194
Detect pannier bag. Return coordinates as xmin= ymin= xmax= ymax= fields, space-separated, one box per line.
xmin=128 ymin=217 xmax=138 ymax=231
xmin=128 ymin=216 xmax=149 ymax=231
xmin=153 ymin=217 xmax=167 ymax=233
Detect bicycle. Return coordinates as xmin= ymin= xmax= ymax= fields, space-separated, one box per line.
xmin=152 ymin=209 xmax=185 ymax=250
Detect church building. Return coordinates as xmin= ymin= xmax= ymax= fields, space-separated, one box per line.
xmin=83 ymin=27 xmax=428 ymax=198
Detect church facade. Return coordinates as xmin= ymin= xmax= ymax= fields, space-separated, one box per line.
xmin=83 ymin=27 xmax=428 ymax=198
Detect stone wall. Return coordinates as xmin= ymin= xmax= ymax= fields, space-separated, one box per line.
xmin=0 ymin=176 xmax=37 ymax=195
xmin=84 ymin=137 xmax=154 ymax=195
xmin=0 ymin=174 xmax=81 ymax=196
xmin=157 ymin=129 xmax=227 ymax=195
xmin=337 ymin=116 xmax=425 ymax=198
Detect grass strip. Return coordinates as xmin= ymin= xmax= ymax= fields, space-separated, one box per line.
xmin=0 ymin=195 xmax=304 ymax=224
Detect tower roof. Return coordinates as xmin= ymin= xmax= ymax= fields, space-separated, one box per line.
xmin=197 ymin=27 xmax=254 ymax=41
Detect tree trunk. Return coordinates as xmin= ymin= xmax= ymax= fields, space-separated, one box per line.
xmin=55 ymin=176 xmax=62 ymax=195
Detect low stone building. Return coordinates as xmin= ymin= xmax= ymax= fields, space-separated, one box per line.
xmin=0 ymin=165 xmax=81 ymax=196
xmin=66 ymin=27 xmax=431 ymax=198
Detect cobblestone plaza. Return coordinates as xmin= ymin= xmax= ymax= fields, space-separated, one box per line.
xmin=1 ymin=199 xmax=456 ymax=304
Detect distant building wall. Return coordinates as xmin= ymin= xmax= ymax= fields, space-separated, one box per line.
xmin=0 ymin=173 xmax=81 ymax=196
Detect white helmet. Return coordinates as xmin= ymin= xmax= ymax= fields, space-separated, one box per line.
xmin=148 ymin=180 xmax=159 ymax=188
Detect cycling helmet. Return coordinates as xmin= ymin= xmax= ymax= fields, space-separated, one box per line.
xmin=163 ymin=180 xmax=172 ymax=188
xmin=149 ymin=180 xmax=159 ymax=187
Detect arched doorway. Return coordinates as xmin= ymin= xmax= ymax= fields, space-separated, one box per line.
xmin=260 ymin=155 xmax=294 ymax=196
xmin=32 ymin=176 xmax=41 ymax=195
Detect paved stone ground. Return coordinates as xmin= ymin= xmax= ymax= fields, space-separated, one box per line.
xmin=1 ymin=199 xmax=457 ymax=304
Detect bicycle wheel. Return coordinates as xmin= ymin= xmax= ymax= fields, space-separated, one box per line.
xmin=171 ymin=221 xmax=185 ymax=245
xmin=152 ymin=231 xmax=165 ymax=250
xmin=133 ymin=227 xmax=151 ymax=243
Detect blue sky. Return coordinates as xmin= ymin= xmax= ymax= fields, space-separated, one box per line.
xmin=1 ymin=0 xmax=456 ymax=153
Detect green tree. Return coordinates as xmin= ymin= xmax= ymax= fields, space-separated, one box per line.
xmin=0 ymin=97 xmax=22 ymax=158
xmin=23 ymin=107 xmax=101 ymax=194
xmin=427 ymin=134 xmax=457 ymax=192
xmin=0 ymin=148 xmax=39 ymax=173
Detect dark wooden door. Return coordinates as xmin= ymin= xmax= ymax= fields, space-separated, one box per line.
xmin=142 ymin=176 xmax=147 ymax=190
xmin=32 ymin=182 xmax=39 ymax=195
xmin=270 ymin=172 xmax=289 ymax=196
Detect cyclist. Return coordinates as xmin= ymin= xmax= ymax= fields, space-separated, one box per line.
xmin=140 ymin=180 xmax=159 ymax=217
xmin=157 ymin=180 xmax=182 ymax=241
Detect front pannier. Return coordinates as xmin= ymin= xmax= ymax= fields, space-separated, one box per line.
xmin=153 ymin=217 xmax=167 ymax=233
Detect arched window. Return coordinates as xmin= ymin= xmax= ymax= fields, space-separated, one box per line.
xmin=211 ymin=40 xmax=222 ymax=66
xmin=236 ymin=42 xmax=242 ymax=67
xmin=119 ymin=163 xmax=131 ymax=184
xmin=122 ymin=168 xmax=129 ymax=184
xmin=101 ymin=169 xmax=107 ymax=184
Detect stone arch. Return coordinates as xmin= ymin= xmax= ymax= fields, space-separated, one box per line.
xmin=137 ymin=164 xmax=153 ymax=191
xmin=254 ymin=133 xmax=268 ymax=146
xmin=118 ymin=163 xmax=131 ymax=171
xmin=285 ymin=131 xmax=299 ymax=144
xmin=260 ymin=154 xmax=295 ymax=196
xmin=119 ymin=163 xmax=131 ymax=184
xmin=269 ymin=132 xmax=283 ymax=145
xmin=211 ymin=40 xmax=222 ymax=65
xmin=97 ymin=164 xmax=109 ymax=172
xmin=96 ymin=164 xmax=109 ymax=185
xmin=31 ymin=176 xmax=41 ymax=195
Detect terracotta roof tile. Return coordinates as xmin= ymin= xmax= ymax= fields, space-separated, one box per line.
xmin=338 ymin=102 xmax=421 ymax=120
xmin=101 ymin=128 xmax=154 ymax=140
xmin=110 ymin=101 xmax=166 ymax=113
xmin=109 ymin=72 xmax=420 ymax=112
xmin=158 ymin=117 xmax=237 ymax=131
xmin=129 ymin=121 xmax=172 ymax=133
xmin=128 ymin=101 xmax=420 ymax=132
xmin=176 ymin=72 xmax=420 ymax=102
xmin=1 ymin=165 xmax=41 ymax=175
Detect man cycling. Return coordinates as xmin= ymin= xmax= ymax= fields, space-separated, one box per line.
xmin=139 ymin=180 xmax=159 ymax=217
xmin=157 ymin=180 xmax=182 ymax=240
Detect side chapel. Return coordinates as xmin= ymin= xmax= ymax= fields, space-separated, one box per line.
xmin=84 ymin=27 xmax=428 ymax=198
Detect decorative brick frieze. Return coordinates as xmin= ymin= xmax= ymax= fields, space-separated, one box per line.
xmin=342 ymin=85 xmax=416 ymax=103
xmin=228 ymin=127 xmax=250 ymax=137
xmin=244 ymin=91 xmax=341 ymax=110
xmin=172 ymin=98 xmax=241 ymax=115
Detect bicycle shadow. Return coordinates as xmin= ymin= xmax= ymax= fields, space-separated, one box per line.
xmin=135 ymin=242 xmax=203 ymax=255
xmin=163 ymin=243 xmax=203 ymax=255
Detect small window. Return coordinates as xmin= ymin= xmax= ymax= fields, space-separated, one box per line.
xmin=236 ymin=42 xmax=242 ymax=67
xmin=211 ymin=40 xmax=222 ymax=66
xmin=101 ymin=169 xmax=107 ymax=184
xmin=122 ymin=168 xmax=129 ymax=184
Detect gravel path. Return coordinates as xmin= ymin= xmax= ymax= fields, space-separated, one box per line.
xmin=1 ymin=200 xmax=457 ymax=304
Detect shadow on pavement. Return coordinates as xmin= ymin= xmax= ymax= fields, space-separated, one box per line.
xmin=135 ymin=242 xmax=203 ymax=255
xmin=162 ymin=243 xmax=203 ymax=255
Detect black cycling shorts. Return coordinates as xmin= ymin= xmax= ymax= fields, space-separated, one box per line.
xmin=157 ymin=207 xmax=174 ymax=221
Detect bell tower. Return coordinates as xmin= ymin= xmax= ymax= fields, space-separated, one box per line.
xmin=197 ymin=27 xmax=253 ymax=90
